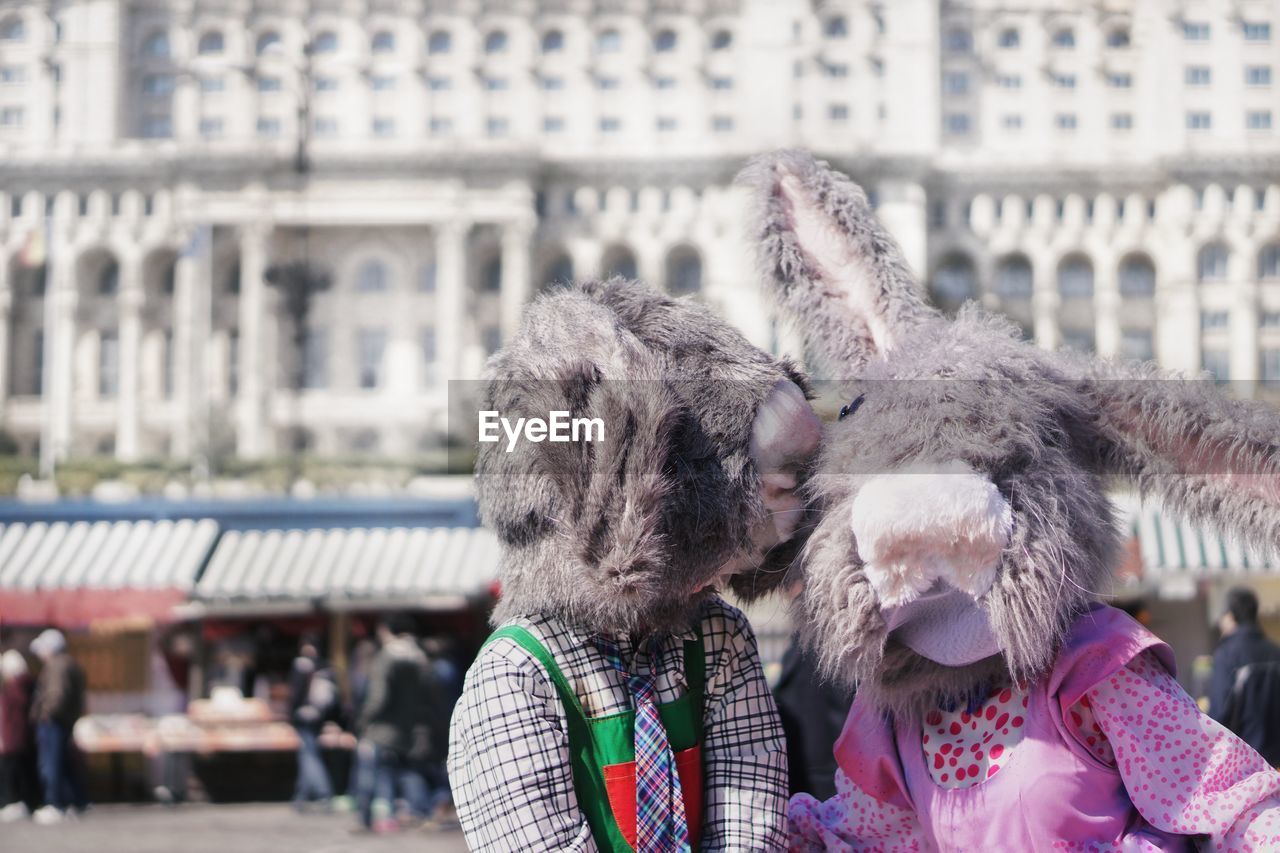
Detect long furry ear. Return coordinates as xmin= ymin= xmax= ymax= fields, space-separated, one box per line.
xmin=1084 ymin=361 xmax=1280 ymax=556
xmin=737 ymin=149 xmax=937 ymax=377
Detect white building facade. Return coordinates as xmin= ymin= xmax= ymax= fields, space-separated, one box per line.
xmin=0 ymin=0 xmax=1277 ymax=464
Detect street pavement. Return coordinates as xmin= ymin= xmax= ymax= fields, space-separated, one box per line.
xmin=1 ymin=803 xmax=470 ymax=853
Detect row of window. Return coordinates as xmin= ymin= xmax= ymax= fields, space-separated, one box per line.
xmin=184 ymin=112 xmax=742 ymax=140
xmin=137 ymin=23 xmax=736 ymax=63
xmin=300 ymin=327 xmax=440 ymax=391
xmin=65 ymin=323 xmax=420 ymax=400
xmin=1047 ymin=331 xmax=1280 ymax=381
xmin=1183 ymin=21 xmax=1272 ymax=42
xmin=932 ymin=253 xmax=1156 ymax=304
xmin=27 ymin=323 xmax=1244 ymax=399
xmin=944 ymin=19 xmax=1273 ymax=54
xmin=171 ymin=71 xmax=737 ymax=95
xmin=7 ymin=191 xmax=158 ymax=219
xmin=1201 ymin=347 xmax=1280 ymax=383
xmin=932 ymin=245 xmax=1280 ymax=307
xmin=943 ymin=110 xmax=1275 ymax=135
xmin=954 ymin=65 xmax=1272 ymax=93
xmin=945 ymin=24 xmax=1131 ymax=53
xmin=76 ymin=321 xmax=1280 ymax=396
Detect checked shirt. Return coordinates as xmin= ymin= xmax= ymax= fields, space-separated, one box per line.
xmin=447 ymin=597 xmax=789 ymax=852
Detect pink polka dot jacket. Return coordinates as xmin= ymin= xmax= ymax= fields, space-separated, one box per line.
xmin=789 ymin=605 xmax=1280 ymax=851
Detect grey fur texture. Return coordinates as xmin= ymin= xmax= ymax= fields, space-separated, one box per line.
xmin=741 ymin=150 xmax=1280 ymax=716
xmin=477 ymin=277 xmax=813 ymax=637
xmin=737 ymin=147 xmax=937 ymax=377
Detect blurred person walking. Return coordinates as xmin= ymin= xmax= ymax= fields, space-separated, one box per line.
xmin=417 ymin=637 xmax=461 ymax=824
xmin=287 ymin=637 xmax=338 ymax=811
xmin=1 ymin=649 xmax=38 ymax=822
xmin=1210 ymin=587 xmax=1280 ymax=765
xmin=353 ymin=615 xmax=430 ymax=834
xmin=773 ymin=635 xmax=857 ymax=800
xmin=28 ymin=629 xmax=87 ymax=825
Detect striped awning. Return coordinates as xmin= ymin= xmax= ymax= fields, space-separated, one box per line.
xmin=0 ymin=519 xmax=219 ymax=626
xmin=1116 ymin=495 xmax=1277 ymax=579
xmin=193 ymin=526 xmax=501 ymax=612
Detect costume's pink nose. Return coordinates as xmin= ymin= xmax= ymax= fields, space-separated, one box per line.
xmin=849 ymin=460 xmax=1012 ymax=607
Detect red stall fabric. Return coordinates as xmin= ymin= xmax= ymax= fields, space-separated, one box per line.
xmin=0 ymin=519 xmax=219 ymax=629
xmin=0 ymin=587 xmax=190 ymax=628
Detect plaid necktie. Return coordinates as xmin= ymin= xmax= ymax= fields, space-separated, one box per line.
xmin=593 ymin=634 xmax=690 ymax=853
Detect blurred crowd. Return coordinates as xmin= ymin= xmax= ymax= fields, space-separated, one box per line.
xmin=2 ymin=588 xmax=1277 ymax=831
xmin=0 ymin=628 xmax=88 ymax=825
xmin=285 ymin=613 xmax=461 ymax=836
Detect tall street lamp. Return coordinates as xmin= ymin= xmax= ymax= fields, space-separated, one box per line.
xmin=257 ymin=37 xmax=330 ymax=476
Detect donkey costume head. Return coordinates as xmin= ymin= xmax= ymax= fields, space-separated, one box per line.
xmin=741 ymin=150 xmax=1280 ymax=714
xmin=477 ymin=278 xmax=822 ymax=637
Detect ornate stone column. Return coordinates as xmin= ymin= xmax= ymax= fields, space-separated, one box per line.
xmin=43 ymin=237 xmax=76 ymax=470
xmin=236 ymin=224 xmax=269 ymax=458
xmin=1031 ymin=249 xmax=1060 ymax=351
xmin=435 ymin=220 xmax=470 ymax=384
xmin=499 ymin=219 xmax=534 ymax=345
xmin=171 ymin=236 xmax=197 ymax=458
xmin=1093 ymin=249 xmax=1121 ymax=359
xmin=115 ymin=252 xmax=143 ymax=460
xmin=1231 ymin=271 xmax=1260 ymax=384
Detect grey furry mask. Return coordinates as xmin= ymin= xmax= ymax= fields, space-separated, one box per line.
xmin=740 ymin=150 xmax=1280 ymax=716
xmin=476 ymin=278 xmax=821 ymax=637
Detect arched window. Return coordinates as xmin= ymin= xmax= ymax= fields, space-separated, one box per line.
xmin=945 ymin=28 xmax=973 ymax=53
xmin=654 ymin=29 xmax=677 ymax=53
xmin=1057 ymin=255 xmax=1094 ymax=298
xmin=1198 ymin=243 xmax=1230 ymax=282
xmin=427 ymin=30 xmax=452 ymax=54
xmin=544 ymin=254 xmax=573 ymax=287
xmin=350 ymin=429 xmax=380 ymax=454
xmin=143 ymin=31 xmax=171 ymax=58
xmin=482 ymin=256 xmax=502 ymax=292
xmin=1119 ymin=254 xmax=1156 ymax=296
xmin=541 ymin=29 xmax=564 ymax=53
xmin=197 ymin=31 xmax=225 ymax=55
xmin=484 ymin=30 xmax=508 ymax=54
xmin=711 ymin=30 xmax=732 ymax=51
xmin=602 ymin=246 xmax=638 ymax=280
xmin=824 ymin=16 xmax=848 ymax=38
xmin=356 ymin=259 xmax=388 ymax=292
xmin=930 ymin=253 xmax=977 ymax=311
xmin=255 ymin=31 xmax=281 ymax=56
xmin=1052 ymin=28 xmax=1075 ymax=49
xmin=371 ymin=31 xmax=395 ymax=53
xmin=998 ymin=27 xmax=1020 ymax=49
xmin=596 ymin=28 xmax=621 ymax=54
xmin=1106 ymin=27 xmax=1131 ymax=49
xmin=419 ymin=261 xmax=437 ymax=293
xmin=0 ymin=17 xmax=25 ymax=41
xmin=161 ymin=259 xmax=177 ymax=295
xmin=1258 ymin=244 xmax=1280 ymax=280
xmin=994 ymin=254 xmax=1033 ymax=299
xmin=97 ymin=260 xmax=119 ymax=296
xmin=666 ymin=247 xmax=702 ymax=296
xmin=312 ymin=31 xmax=338 ymax=54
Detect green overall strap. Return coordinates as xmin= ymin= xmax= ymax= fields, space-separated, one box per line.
xmin=484 ymin=625 xmax=632 ymax=852
xmin=483 ymin=624 xmax=707 ymax=852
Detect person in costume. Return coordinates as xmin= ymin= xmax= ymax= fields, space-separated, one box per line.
xmin=448 ymin=278 xmax=822 ymax=851
xmin=739 ymin=149 xmax=1280 ymax=850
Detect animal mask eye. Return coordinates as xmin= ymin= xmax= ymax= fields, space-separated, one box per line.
xmin=838 ymin=394 xmax=866 ymax=421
